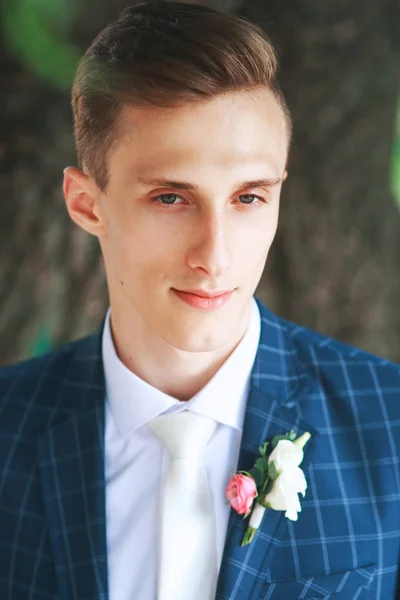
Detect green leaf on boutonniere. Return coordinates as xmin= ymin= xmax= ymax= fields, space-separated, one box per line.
xmin=271 ymin=430 xmax=297 ymax=450
xmin=255 ymin=456 xmax=269 ymax=472
xmin=270 ymin=434 xmax=287 ymax=449
xmin=268 ymin=460 xmax=278 ymax=481
xmin=261 ymin=477 xmax=274 ymax=496
xmin=258 ymin=442 xmax=269 ymax=457
xmin=238 ymin=470 xmax=255 ymax=479
xmin=254 ymin=456 xmax=269 ymax=483
xmin=248 ymin=467 xmax=263 ymax=487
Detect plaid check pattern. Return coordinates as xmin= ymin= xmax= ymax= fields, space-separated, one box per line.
xmin=1 ymin=296 xmax=399 ymax=600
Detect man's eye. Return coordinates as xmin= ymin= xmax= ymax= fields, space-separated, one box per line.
xmin=151 ymin=193 xmax=266 ymax=208
xmin=152 ymin=194 xmax=183 ymax=206
xmin=238 ymin=194 xmax=263 ymax=204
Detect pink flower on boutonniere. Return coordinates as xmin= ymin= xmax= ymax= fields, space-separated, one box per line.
xmin=226 ymin=473 xmax=258 ymax=516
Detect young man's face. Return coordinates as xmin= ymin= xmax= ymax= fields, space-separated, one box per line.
xmin=67 ymin=89 xmax=288 ymax=353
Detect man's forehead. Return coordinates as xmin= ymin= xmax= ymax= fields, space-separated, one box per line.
xmin=118 ymin=89 xmax=286 ymax=132
xmin=112 ymin=91 xmax=288 ymax=174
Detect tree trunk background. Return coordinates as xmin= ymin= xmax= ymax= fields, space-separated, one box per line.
xmin=0 ymin=18 xmax=108 ymax=364
xmin=244 ymin=0 xmax=400 ymax=361
xmin=0 ymin=0 xmax=399 ymax=366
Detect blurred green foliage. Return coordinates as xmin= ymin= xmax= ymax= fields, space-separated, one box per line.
xmin=1 ymin=0 xmax=80 ymax=90
xmin=27 ymin=323 xmax=53 ymax=358
xmin=392 ymin=102 xmax=400 ymax=211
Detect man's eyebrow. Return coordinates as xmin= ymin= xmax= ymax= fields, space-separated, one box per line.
xmin=136 ymin=176 xmax=282 ymax=192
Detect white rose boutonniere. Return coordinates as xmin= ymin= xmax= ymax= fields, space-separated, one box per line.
xmin=261 ymin=437 xmax=308 ymax=521
xmin=226 ymin=430 xmax=311 ymax=546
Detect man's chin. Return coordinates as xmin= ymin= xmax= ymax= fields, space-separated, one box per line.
xmin=161 ymin=316 xmax=240 ymax=353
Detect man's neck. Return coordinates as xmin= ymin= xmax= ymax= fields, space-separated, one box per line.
xmin=108 ymin=305 xmax=252 ymax=402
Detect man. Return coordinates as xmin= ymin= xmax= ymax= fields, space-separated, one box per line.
xmin=1 ymin=1 xmax=399 ymax=599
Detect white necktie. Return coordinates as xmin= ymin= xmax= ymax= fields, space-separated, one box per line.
xmin=148 ymin=410 xmax=218 ymax=600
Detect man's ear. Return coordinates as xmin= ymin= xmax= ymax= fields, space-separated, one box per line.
xmin=63 ymin=166 xmax=105 ymax=236
xmin=282 ymin=170 xmax=288 ymax=182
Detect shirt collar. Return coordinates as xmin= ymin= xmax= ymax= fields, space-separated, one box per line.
xmin=102 ymin=297 xmax=261 ymax=438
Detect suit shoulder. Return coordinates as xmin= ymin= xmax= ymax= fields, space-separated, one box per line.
xmin=0 ymin=331 xmax=102 ymax=431
xmin=269 ymin=314 xmax=400 ymax=447
xmin=277 ymin=314 xmax=400 ymax=381
xmin=0 ymin=336 xmax=86 ymax=384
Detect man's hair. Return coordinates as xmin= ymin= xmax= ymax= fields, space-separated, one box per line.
xmin=72 ymin=0 xmax=292 ymax=191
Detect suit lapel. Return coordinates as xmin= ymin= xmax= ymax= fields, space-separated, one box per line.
xmin=216 ymin=298 xmax=318 ymax=600
xmin=37 ymin=328 xmax=109 ymax=600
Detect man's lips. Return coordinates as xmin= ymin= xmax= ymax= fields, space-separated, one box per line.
xmin=173 ymin=288 xmax=233 ymax=298
xmin=172 ymin=288 xmax=234 ymax=310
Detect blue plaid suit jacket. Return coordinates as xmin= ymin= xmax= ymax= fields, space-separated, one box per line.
xmin=1 ymin=296 xmax=400 ymax=600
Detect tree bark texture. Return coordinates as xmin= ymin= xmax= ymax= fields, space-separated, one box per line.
xmin=0 ymin=0 xmax=399 ymax=365
xmin=244 ymin=0 xmax=400 ymax=361
xmin=0 ymin=46 xmax=108 ymax=364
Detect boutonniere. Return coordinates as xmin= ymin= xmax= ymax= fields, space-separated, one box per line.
xmin=226 ymin=430 xmax=311 ymax=546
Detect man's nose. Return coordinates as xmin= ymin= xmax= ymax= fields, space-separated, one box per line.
xmin=186 ymin=213 xmax=233 ymax=278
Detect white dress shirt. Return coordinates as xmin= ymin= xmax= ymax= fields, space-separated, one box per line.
xmin=103 ymin=297 xmax=261 ymax=600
